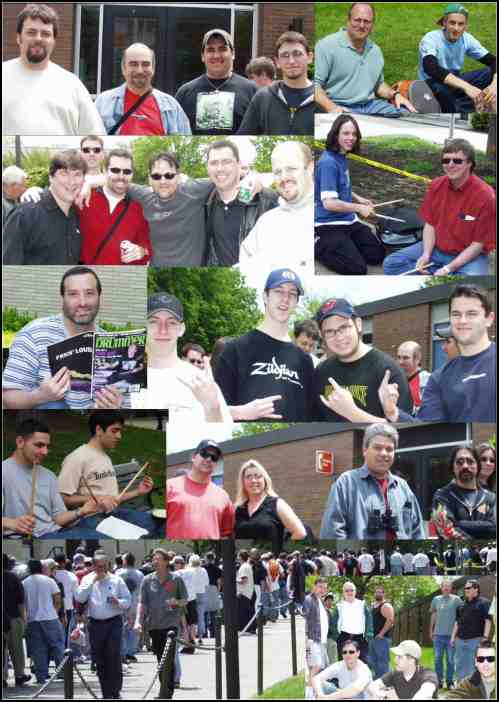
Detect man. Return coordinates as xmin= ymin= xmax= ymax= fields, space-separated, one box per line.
xmin=357 ymin=548 xmax=375 ymax=576
xmin=451 ymin=581 xmax=492 ymax=680
xmin=135 ymin=549 xmax=187 ymax=693
xmin=330 ymin=582 xmax=373 ymax=664
xmin=245 ymin=56 xmax=276 ymax=88
xmin=2 ymin=418 xmax=98 ymax=539
xmin=2 ymin=4 xmax=104 ymax=135
xmin=53 ymin=553 xmax=79 ymax=646
xmin=3 ymin=553 xmax=30 ymax=688
xmin=419 ymin=4 xmax=497 ymax=113
xmin=80 ymin=136 xmax=105 ymax=175
xmin=214 ymin=268 xmax=315 ymax=421
xmin=384 ymin=285 xmax=496 ymax=423
xmin=303 ymin=578 xmax=329 ymax=700
xmin=447 ymin=638 xmax=496 ymax=699
xmin=313 ymin=298 xmax=412 ymax=422
xmin=320 ymin=424 xmax=425 ymax=540
xmin=236 ymin=549 xmax=255 ymax=633
xmin=397 ymin=341 xmax=431 ymax=414
xmin=312 ymin=638 xmax=373 ymax=700
xmin=3 ymin=150 xmax=86 ymax=264
xmin=239 ymin=142 xmax=314 ymax=275
xmin=385 ymin=139 xmax=496 ymax=276
xmin=430 ymin=580 xmax=461 ymax=691
xmin=436 ymin=324 xmax=460 ymax=360
xmin=204 ymin=139 xmax=278 ymax=266
xmin=182 ymin=343 xmax=206 ymax=367
xmin=78 ymin=148 xmax=151 ymax=264
xmin=204 ymin=552 xmax=223 ymax=637
xmin=58 ymin=411 xmax=159 ymax=536
xmin=315 ymin=3 xmax=417 ymax=116
xmin=95 ymin=43 xmax=191 ymax=135
xmin=318 ymin=550 xmax=338 ymax=577
xmin=175 ymin=29 xmax=257 ymax=134
xmin=389 ymin=547 xmax=404 ymax=576
xmin=294 ymin=319 xmax=321 ymax=367
xmin=166 ymin=440 xmax=235 ymax=539
xmin=403 ymin=551 xmax=415 ymax=576
xmin=238 ymin=31 xmax=314 ymax=135
xmin=75 ymin=553 xmax=131 ymax=700
xmin=413 ymin=549 xmax=431 ymax=575
xmin=370 ymin=586 xmax=395 ymax=680
xmin=431 ymin=448 xmax=496 ymax=541
xmin=367 ymin=640 xmax=439 ymax=699
xmin=3 ymin=266 xmax=123 ymax=409
xmin=2 ymin=166 xmax=27 ymax=227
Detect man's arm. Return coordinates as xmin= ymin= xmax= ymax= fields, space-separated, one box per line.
xmin=2 ymin=208 xmax=27 ymax=264
xmin=414 ymin=223 xmax=437 ymax=273
xmin=429 ymin=610 xmax=436 ymax=639
xmin=376 ymin=603 xmax=395 ymax=637
xmin=375 ymin=82 xmax=417 ymax=112
xmin=53 ymin=499 xmax=98 ymax=528
xmin=52 ymin=592 xmax=62 ymax=613
xmin=2 ymin=515 xmax=35 ymax=535
xmin=434 ymin=241 xmax=485 ymax=276
xmin=315 ymin=85 xmax=346 ymax=113
xmin=412 ymin=682 xmax=437 ymax=700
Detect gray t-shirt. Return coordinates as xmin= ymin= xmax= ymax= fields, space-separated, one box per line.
xmin=2 ymin=457 xmax=66 ymax=537
xmin=128 ymin=180 xmax=213 ymax=266
xmin=431 ymin=594 xmax=461 ymax=636
xmin=318 ymin=659 xmax=372 ymax=693
xmin=139 ymin=571 xmax=188 ymax=630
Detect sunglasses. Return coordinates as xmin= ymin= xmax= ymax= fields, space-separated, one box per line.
xmin=188 ymin=358 xmax=204 ymax=366
xmin=441 ymin=157 xmax=465 ymax=165
xmin=199 ymin=449 xmax=219 ymax=462
xmin=109 ymin=167 xmax=132 ymax=175
xmin=455 ymin=457 xmax=476 ymax=466
xmin=464 ymin=585 xmax=477 ymax=590
xmin=342 ymin=649 xmax=357 ymax=655
xmin=150 ymin=172 xmax=176 ymax=180
xmin=82 ymin=147 xmax=102 ymax=154
xmin=476 ymin=656 xmax=495 ymax=663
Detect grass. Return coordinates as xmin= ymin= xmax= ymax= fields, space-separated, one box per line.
xmin=254 ymin=672 xmax=305 ymax=699
xmin=315 ymin=2 xmax=497 ymax=85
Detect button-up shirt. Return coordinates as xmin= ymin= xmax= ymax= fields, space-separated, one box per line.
xmin=75 ymin=572 xmax=131 ymax=620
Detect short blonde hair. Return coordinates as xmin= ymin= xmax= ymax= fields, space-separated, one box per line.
xmin=235 ymin=459 xmax=278 ymax=507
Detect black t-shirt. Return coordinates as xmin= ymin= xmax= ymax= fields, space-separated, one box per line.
xmin=3 ymin=571 xmax=25 ymax=619
xmin=205 ymin=562 xmax=223 ymax=587
xmin=215 ymin=329 xmax=315 ymax=421
xmin=313 ymin=347 xmax=413 ymax=421
xmin=252 ymin=560 xmax=268 ymax=587
xmin=174 ymin=73 xmax=257 ymax=135
xmin=381 ymin=667 xmax=439 ymax=699
xmin=211 ymin=194 xmax=244 ymax=265
xmin=456 ymin=597 xmax=491 ymax=639
xmin=344 ymin=556 xmax=358 ymax=575
xmin=235 ymin=496 xmax=285 ymax=555
xmin=280 ymin=83 xmax=314 ymax=108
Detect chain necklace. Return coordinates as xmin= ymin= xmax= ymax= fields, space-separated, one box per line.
xmin=204 ymin=72 xmax=233 ymax=93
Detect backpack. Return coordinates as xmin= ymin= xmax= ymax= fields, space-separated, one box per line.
xmin=268 ymin=559 xmax=280 ymax=582
xmin=376 ymin=207 xmax=424 ymax=250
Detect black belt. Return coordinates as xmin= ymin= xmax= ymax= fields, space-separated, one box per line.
xmin=88 ymin=615 xmax=122 ymax=623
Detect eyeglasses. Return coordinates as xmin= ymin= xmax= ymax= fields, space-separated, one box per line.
xmin=323 ymin=322 xmax=355 ymax=340
xmin=109 ymin=167 xmax=132 ymax=175
xmin=476 ymin=656 xmax=495 ymax=663
xmin=442 ymin=158 xmax=465 ymax=165
xmin=277 ymin=50 xmax=307 ymax=60
xmin=199 ymin=449 xmax=219 ymax=462
xmin=342 ymin=649 xmax=357 ymax=655
xmin=464 ymin=585 xmax=477 ymax=590
xmin=150 ymin=172 xmax=176 ymax=180
xmin=82 ymin=147 xmax=102 ymax=154
xmin=455 ymin=457 xmax=476 ymax=466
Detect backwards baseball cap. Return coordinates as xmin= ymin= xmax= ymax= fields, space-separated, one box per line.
xmin=264 ymin=268 xmax=304 ymax=296
xmin=147 ymin=292 xmax=184 ymax=321
xmin=315 ymin=298 xmax=357 ymax=327
xmin=437 ymin=3 xmax=469 ymax=24
xmin=195 ymin=439 xmax=222 ymax=459
xmin=435 ymin=324 xmax=454 ymax=339
xmin=202 ymin=29 xmax=234 ymax=51
xmin=391 ymin=640 xmax=422 ymax=660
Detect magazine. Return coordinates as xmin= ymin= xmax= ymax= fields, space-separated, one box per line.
xmin=47 ymin=332 xmax=94 ymax=393
xmin=91 ymin=329 xmax=147 ymax=398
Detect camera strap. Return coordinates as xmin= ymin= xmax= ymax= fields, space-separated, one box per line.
xmin=109 ymin=90 xmax=153 ymax=135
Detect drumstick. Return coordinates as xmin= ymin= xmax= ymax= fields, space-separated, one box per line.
xmin=373 ymin=199 xmax=405 ymax=208
xmin=373 ymin=213 xmax=406 ymax=223
xmin=81 ymin=474 xmax=99 ymax=504
xmin=118 ymin=462 xmax=150 ymax=501
xmin=399 ymin=262 xmax=433 ymax=276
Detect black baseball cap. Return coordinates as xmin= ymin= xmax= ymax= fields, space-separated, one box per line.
xmin=147 ymin=293 xmax=184 ymax=321
xmin=315 ymin=298 xmax=357 ymax=327
xmin=195 ymin=439 xmax=222 ymax=460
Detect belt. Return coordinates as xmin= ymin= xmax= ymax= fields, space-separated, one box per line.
xmin=88 ymin=615 xmax=122 ymax=623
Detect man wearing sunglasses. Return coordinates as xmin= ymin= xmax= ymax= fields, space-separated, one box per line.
xmin=166 ymin=440 xmax=235 ymax=539
xmin=447 ymin=638 xmax=496 ymax=700
xmin=311 ymin=638 xmax=373 ymax=700
xmin=80 ymin=136 xmax=106 ymax=176
xmin=384 ymin=138 xmax=495 ymax=276
xmin=181 ymin=343 xmax=206 ymax=368
xmin=451 ymin=582 xmax=492 ymax=681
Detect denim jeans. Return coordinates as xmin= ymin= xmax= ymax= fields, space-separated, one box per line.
xmin=383 ymin=242 xmax=489 ymax=276
xmin=335 ymin=98 xmax=404 ymax=117
xmin=455 ymin=637 xmax=481 ymax=680
xmin=322 ymin=679 xmax=368 ymax=700
xmin=196 ymin=594 xmax=207 ymax=638
xmin=38 ymin=508 xmax=161 ymax=540
xmin=369 ymin=636 xmax=391 ymax=679
xmin=279 ymin=583 xmax=289 ymax=617
xmin=27 ymin=619 xmax=65 ymax=683
xmin=434 ymin=635 xmax=455 ymax=685
xmin=427 ymin=68 xmax=493 ymax=113
xmin=390 ymin=564 xmax=403 ymax=575
xmin=260 ymin=591 xmax=272 ymax=621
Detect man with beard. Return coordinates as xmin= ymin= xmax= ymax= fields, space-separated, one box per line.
xmin=95 ymin=43 xmax=190 ymax=135
xmin=2 ymin=4 xmax=104 ymax=135
xmin=370 ymin=586 xmax=395 ymax=680
xmin=431 ymin=446 xmax=496 ymax=541
xmin=239 ymin=142 xmax=314 ymax=276
xmin=2 ymin=267 xmax=122 ymax=409
xmin=451 ymin=582 xmax=492 ymax=680
xmin=79 ymin=136 xmax=106 ymax=176
xmin=396 ymin=341 xmax=431 ymax=415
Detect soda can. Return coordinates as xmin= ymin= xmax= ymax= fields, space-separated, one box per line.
xmin=238 ymin=175 xmax=254 ymax=204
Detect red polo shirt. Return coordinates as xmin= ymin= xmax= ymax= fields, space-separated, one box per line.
xmin=419 ymin=174 xmax=496 ymax=254
xmin=79 ymin=188 xmax=152 ymax=265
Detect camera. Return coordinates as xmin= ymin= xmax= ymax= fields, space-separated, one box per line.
xmin=366 ymin=509 xmax=399 ymax=534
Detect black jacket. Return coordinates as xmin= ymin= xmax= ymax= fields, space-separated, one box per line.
xmin=205 ymin=187 xmax=278 ymax=265
xmin=431 ymin=480 xmax=496 ymax=539
xmin=237 ymin=81 xmax=315 ymax=135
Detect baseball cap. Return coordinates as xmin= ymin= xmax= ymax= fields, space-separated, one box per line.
xmin=202 ymin=29 xmax=234 ymax=51
xmin=391 ymin=640 xmax=422 ymax=660
xmin=315 ymin=298 xmax=357 ymax=327
xmin=435 ymin=324 xmax=454 ymax=339
xmin=147 ymin=292 xmax=184 ymax=321
xmin=264 ymin=268 xmax=304 ymax=296
xmin=195 ymin=439 xmax=222 ymax=460
xmin=437 ymin=3 xmax=469 ymax=24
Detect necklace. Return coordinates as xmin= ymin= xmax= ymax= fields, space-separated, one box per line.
xmin=205 ymin=72 xmax=233 ymax=93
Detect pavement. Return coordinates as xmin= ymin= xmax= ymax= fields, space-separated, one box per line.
xmin=3 ymin=616 xmax=305 ymax=700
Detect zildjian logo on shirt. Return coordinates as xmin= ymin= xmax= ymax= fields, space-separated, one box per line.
xmin=326 ymin=383 xmax=368 ymax=407
xmin=251 ymin=357 xmax=303 ymax=387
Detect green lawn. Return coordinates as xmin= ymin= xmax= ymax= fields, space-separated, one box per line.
xmin=314 ymin=2 xmax=497 ymax=85
xmin=254 ymin=672 xmax=305 ymax=699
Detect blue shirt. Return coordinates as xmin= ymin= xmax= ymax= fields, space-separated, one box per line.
xmin=418 ymin=30 xmax=488 ymax=80
xmin=315 ymin=150 xmax=357 ymax=225
xmin=319 ymin=464 xmax=425 ymax=540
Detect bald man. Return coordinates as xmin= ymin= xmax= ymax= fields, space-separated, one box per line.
xmin=95 ymin=43 xmax=191 ymax=135
xmin=397 ymin=341 xmax=431 ymax=414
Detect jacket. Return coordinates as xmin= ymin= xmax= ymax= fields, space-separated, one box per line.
xmin=237 ymin=81 xmax=315 ymax=135
xmin=204 ymin=187 xmax=278 ymax=265
xmin=431 ymin=480 xmax=496 ymax=540
xmin=303 ymin=592 xmax=325 ymax=643
xmin=95 ymin=83 xmax=192 ymax=135
xmin=446 ymin=670 xmax=495 ymax=700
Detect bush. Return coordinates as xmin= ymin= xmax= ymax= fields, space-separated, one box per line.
xmin=2 ymin=307 xmax=37 ymax=332
xmin=470 ymin=112 xmax=492 ymax=132
xmin=99 ymin=320 xmax=138 ymax=332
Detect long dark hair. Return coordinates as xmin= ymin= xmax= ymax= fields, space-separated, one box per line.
xmin=325 ymin=114 xmax=362 ymax=155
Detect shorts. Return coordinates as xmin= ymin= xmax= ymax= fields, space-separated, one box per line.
xmin=306 ymin=640 xmax=328 ymax=669
xmin=185 ymin=600 xmax=198 ymax=626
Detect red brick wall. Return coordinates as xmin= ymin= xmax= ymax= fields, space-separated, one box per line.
xmin=372 ymin=303 xmax=432 ymax=369
xmin=256 ymin=3 xmax=314 ymax=58
xmin=472 ymin=423 xmax=496 ymax=445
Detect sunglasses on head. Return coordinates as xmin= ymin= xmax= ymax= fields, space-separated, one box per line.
xmin=455 ymin=456 xmax=476 ymax=466
xmin=109 ymin=167 xmax=132 ymax=175
xmin=476 ymin=655 xmax=495 ymax=663
xmin=82 ymin=147 xmax=102 ymax=154
xmin=342 ymin=649 xmax=357 ymax=655
xmin=442 ymin=157 xmax=465 ymax=165
xmin=150 ymin=172 xmax=176 ymax=180
xmin=199 ymin=449 xmax=219 ymax=462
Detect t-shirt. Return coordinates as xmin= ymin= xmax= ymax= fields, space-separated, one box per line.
xmin=280 ymin=83 xmax=314 ymax=109
xmin=313 ymin=347 xmax=412 ymax=421
xmin=457 ymin=597 xmax=491 ymax=639
xmin=357 ymin=553 xmax=375 ymax=574
xmin=175 ymin=73 xmax=257 ymax=135
xmin=115 ymin=567 xmax=144 ymax=611
xmin=318 ymin=659 xmax=372 ymax=692
xmin=54 ymin=569 xmax=79 ymax=612
xmin=139 ymin=572 xmax=187 ymax=630
xmin=381 ymin=667 xmax=439 ymax=699
xmin=119 ymin=88 xmax=165 ymax=135
xmin=413 ymin=552 xmax=430 ymax=569
xmin=237 ymin=561 xmax=254 ymax=600
xmin=2 ymin=457 xmax=67 ymax=537
xmin=166 ymin=474 xmax=235 ymax=539
xmin=23 ymin=574 xmax=60 ymax=622
xmin=418 ymin=30 xmax=489 ymax=80
xmin=430 ymin=594 xmax=461 ymax=636
xmin=315 ymin=150 xmax=357 ymax=225
xmin=215 ymin=329 xmax=315 ymax=421
xmin=58 ymin=444 xmax=118 ymax=498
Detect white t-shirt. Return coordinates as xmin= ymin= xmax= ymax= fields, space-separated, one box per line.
xmin=413 ymin=552 xmax=430 ymax=569
xmin=319 ymin=597 xmax=329 ymax=644
xmin=357 ymin=553 xmax=375 ymax=574
xmin=2 ymin=58 xmax=105 ymax=136
xmin=403 ymin=552 xmax=414 ymax=572
xmin=237 ymin=561 xmax=254 ymax=600
xmin=317 ymin=659 xmax=372 ymax=690
xmin=486 ymin=547 xmax=497 ymax=565
xmin=54 ymin=569 xmax=79 ymax=611
xmin=23 ymin=574 xmax=60 ymax=622
xmin=337 ymin=599 xmax=365 ymax=635
xmin=190 ymin=566 xmax=210 ymax=596
xmin=176 ymin=567 xmax=197 ymax=601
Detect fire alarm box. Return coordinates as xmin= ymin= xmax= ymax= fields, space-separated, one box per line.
xmin=316 ymin=450 xmax=333 ymax=475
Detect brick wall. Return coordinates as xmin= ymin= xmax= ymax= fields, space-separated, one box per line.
xmin=2 ymin=266 xmax=147 ymax=326
xmin=472 ymin=422 xmax=496 ymax=445
xmin=256 ymin=3 xmax=314 ymax=58
xmin=372 ymin=303 xmax=432 ymax=369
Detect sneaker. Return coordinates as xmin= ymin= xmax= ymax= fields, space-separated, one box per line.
xmin=126 ymin=655 xmax=138 ymax=663
xmin=408 ymin=80 xmax=441 ymax=113
xmin=15 ymin=675 xmax=32 ymax=686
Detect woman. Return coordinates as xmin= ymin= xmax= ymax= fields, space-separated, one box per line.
xmin=476 ymin=443 xmax=496 ymax=491
xmin=234 ymin=460 xmax=306 ymax=555
xmin=314 ymin=113 xmax=385 ymax=274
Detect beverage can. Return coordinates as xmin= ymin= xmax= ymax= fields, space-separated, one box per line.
xmin=238 ymin=174 xmax=254 ymax=204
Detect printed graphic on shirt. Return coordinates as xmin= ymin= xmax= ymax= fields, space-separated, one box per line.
xmin=196 ymin=92 xmax=235 ymax=130
xmin=325 ymin=382 xmax=368 ymax=407
xmin=250 ymin=356 xmax=303 ymax=388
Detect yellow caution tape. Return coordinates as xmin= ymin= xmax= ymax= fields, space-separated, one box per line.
xmin=348 ymin=153 xmax=432 ymax=184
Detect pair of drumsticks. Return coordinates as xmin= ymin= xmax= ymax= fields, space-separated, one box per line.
xmin=80 ymin=461 xmax=150 ymax=508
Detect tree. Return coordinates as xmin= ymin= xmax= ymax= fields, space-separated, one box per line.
xmin=252 ymin=135 xmax=315 ymax=172
xmin=232 ymin=422 xmax=293 ymax=438
xmin=131 ymin=135 xmax=215 ymax=183
xmin=421 ymin=275 xmax=466 ymax=288
xmin=305 ymin=575 xmax=438 ymax=609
